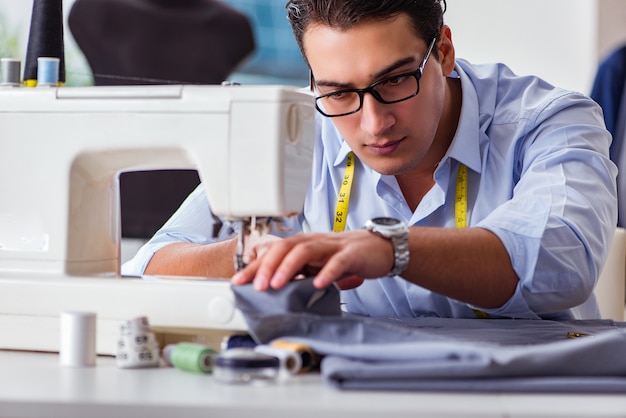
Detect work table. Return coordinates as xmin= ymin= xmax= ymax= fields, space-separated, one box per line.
xmin=1 ymin=350 xmax=625 ymax=418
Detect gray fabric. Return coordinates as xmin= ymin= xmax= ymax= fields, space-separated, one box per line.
xmin=310 ymin=329 xmax=626 ymax=390
xmin=231 ymin=280 xmax=626 ymax=392
xmin=232 ymin=278 xmax=342 ymax=343
xmin=321 ymin=372 xmax=626 ymax=393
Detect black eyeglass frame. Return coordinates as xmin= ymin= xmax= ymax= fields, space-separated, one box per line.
xmin=311 ymin=37 xmax=437 ymax=118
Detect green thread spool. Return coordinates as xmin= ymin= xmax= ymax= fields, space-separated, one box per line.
xmin=163 ymin=342 xmax=217 ymax=374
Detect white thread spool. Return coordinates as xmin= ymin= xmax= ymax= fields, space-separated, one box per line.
xmin=254 ymin=344 xmax=302 ymax=375
xmin=59 ymin=311 xmax=96 ymax=367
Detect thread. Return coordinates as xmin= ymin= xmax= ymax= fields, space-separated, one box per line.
xmin=254 ymin=345 xmax=302 ymax=375
xmin=59 ymin=311 xmax=96 ymax=367
xmin=220 ymin=333 xmax=257 ymax=351
xmin=116 ymin=316 xmax=160 ymax=369
xmin=270 ymin=340 xmax=320 ymax=373
xmin=163 ymin=342 xmax=217 ymax=374
xmin=23 ymin=0 xmax=66 ymax=86
xmin=120 ymin=316 xmax=151 ymax=333
xmin=36 ymin=57 xmax=60 ymax=87
xmin=214 ymin=348 xmax=280 ymax=384
xmin=0 ymin=58 xmax=21 ymax=86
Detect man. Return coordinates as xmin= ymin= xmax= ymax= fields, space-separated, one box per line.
xmin=124 ymin=0 xmax=617 ymax=320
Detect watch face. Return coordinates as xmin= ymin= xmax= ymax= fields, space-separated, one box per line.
xmin=372 ymin=217 xmax=400 ymax=226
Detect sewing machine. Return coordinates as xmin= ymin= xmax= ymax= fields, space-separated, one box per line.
xmin=0 ymin=84 xmax=316 ymax=354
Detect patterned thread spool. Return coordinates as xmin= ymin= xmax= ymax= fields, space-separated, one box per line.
xmin=116 ymin=316 xmax=160 ymax=369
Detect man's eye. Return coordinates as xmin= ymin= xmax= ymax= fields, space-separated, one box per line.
xmin=381 ymin=75 xmax=407 ymax=86
xmin=327 ymin=91 xmax=351 ymax=101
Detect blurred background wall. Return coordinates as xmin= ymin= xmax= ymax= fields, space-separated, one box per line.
xmin=1 ymin=0 xmax=626 ymax=92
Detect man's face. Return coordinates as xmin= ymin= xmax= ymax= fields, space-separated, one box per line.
xmin=304 ymin=14 xmax=449 ymax=176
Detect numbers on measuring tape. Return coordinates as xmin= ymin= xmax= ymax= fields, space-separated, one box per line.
xmin=333 ymin=152 xmax=356 ymax=232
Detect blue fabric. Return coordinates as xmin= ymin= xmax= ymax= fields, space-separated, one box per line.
xmin=591 ymin=45 xmax=626 ymax=143
xmin=232 ymin=279 xmax=626 ymax=393
xmin=590 ymin=45 xmax=626 ymax=227
xmin=123 ymin=59 xmax=616 ymax=321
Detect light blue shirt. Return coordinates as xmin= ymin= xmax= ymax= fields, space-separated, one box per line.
xmin=123 ymin=59 xmax=617 ymax=320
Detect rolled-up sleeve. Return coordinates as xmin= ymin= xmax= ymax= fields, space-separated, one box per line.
xmin=476 ymin=92 xmax=617 ymax=318
xmin=121 ymin=184 xmax=303 ymax=276
xmin=121 ymin=184 xmax=228 ymax=276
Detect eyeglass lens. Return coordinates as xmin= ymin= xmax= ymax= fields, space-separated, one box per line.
xmin=316 ymin=75 xmax=419 ymax=117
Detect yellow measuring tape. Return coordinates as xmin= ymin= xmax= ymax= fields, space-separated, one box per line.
xmin=334 ymin=157 xmax=471 ymax=230
xmin=333 ymin=156 xmax=487 ymax=318
xmin=333 ymin=151 xmax=355 ymax=232
xmin=456 ymin=163 xmax=490 ymax=319
xmin=455 ymin=163 xmax=468 ymax=229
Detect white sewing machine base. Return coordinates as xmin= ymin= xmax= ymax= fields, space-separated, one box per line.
xmin=0 ymin=274 xmax=246 ymax=355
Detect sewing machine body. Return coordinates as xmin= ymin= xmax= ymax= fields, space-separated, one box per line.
xmin=0 ymin=84 xmax=316 ymax=353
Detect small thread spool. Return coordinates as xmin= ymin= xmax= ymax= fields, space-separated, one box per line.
xmin=120 ymin=316 xmax=151 ymax=335
xmin=163 ymin=342 xmax=217 ymax=374
xmin=214 ymin=348 xmax=280 ymax=384
xmin=36 ymin=57 xmax=60 ymax=87
xmin=254 ymin=344 xmax=302 ymax=375
xmin=59 ymin=311 xmax=97 ymax=367
xmin=0 ymin=58 xmax=21 ymax=87
xmin=220 ymin=333 xmax=257 ymax=351
xmin=270 ymin=340 xmax=320 ymax=373
xmin=116 ymin=316 xmax=160 ymax=369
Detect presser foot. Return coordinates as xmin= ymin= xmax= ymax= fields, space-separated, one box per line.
xmin=232 ymin=217 xmax=274 ymax=272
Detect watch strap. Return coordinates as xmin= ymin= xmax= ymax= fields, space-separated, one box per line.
xmin=364 ymin=218 xmax=410 ymax=276
xmin=388 ymin=230 xmax=409 ymax=276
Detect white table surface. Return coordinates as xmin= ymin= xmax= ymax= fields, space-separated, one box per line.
xmin=1 ymin=350 xmax=625 ymax=418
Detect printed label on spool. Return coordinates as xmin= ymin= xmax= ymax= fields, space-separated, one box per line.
xmin=116 ymin=316 xmax=160 ymax=368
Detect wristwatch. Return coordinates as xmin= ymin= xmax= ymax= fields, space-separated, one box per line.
xmin=364 ymin=217 xmax=410 ymax=276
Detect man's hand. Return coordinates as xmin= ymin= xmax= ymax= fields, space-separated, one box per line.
xmin=232 ymin=230 xmax=394 ymax=290
xmin=242 ymin=232 xmax=283 ymax=265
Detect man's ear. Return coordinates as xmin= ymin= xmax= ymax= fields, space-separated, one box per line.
xmin=438 ymin=25 xmax=456 ymax=76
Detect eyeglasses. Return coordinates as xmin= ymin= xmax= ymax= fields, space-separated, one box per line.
xmin=313 ymin=37 xmax=437 ymax=118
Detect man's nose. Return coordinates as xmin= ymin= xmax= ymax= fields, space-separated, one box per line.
xmin=359 ymin=93 xmax=395 ymax=136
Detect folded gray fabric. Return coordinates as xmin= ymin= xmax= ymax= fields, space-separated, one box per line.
xmin=303 ymin=328 xmax=626 ymax=390
xmin=232 ymin=277 xmax=342 ymax=342
xmin=231 ymin=280 xmax=626 ymax=392
xmin=320 ymin=372 xmax=626 ymax=393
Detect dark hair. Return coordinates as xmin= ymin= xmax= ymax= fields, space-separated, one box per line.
xmin=286 ymin=0 xmax=446 ymax=64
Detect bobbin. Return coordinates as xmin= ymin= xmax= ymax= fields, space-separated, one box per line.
xmin=214 ymin=348 xmax=280 ymax=384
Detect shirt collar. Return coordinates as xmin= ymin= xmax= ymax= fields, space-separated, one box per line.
xmin=334 ymin=140 xmax=355 ymax=167
xmin=441 ymin=62 xmax=483 ymax=174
